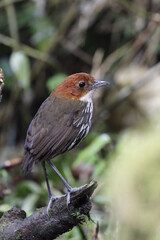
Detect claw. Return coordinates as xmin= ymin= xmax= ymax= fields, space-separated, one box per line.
xmin=66 ymin=184 xmax=87 ymax=207
xmin=47 ymin=195 xmax=61 ymax=215
xmin=47 ymin=184 xmax=88 ymax=214
xmin=67 ymin=191 xmax=71 ymax=206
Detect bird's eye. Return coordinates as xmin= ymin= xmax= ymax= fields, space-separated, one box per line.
xmin=78 ymin=81 xmax=85 ymax=88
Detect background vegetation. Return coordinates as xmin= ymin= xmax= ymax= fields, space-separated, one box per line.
xmin=0 ymin=0 xmax=160 ymax=239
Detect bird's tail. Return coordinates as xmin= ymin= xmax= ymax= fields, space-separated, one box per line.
xmin=22 ymin=151 xmax=34 ymax=175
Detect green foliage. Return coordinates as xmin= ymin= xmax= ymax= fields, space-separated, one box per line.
xmin=16 ymin=180 xmax=42 ymax=197
xmin=0 ymin=204 xmax=11 ymax=215
xmin=1 ymin=179 xmax=48 ymax=216
xmin=9 ymin=51 xmax=31 ymax=89
xmin=31 ymin=18 xmax=55 ymax=50
xmin=0 ymin=169 xmax=11 ymax=184
xmin=46 ymin=73 xmax=67 ymax=92
xmin=74 ymin=134 xmax=111 ymax=166
xmin=102 ymin=123 xmax=160 ymax=240
xmin=0 ymin=170 xmax=12 ymax=216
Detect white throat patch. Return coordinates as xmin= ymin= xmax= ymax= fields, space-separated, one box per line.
xmin=80 ymin=90 xmax=94 ymax=102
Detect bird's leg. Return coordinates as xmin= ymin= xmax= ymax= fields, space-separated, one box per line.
xmin=42 ymin=161 xmax=60 ymax=214
xmin=47 ymin=159 xmax=87 ymax=206
xmin=42 ymin=161 xmax=52 ymax=198
xmin=47 ymin=159 xmax=72 ymax=191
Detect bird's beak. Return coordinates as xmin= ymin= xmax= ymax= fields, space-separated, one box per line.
xmin=91 ymin=80 xmax=109 ymax=90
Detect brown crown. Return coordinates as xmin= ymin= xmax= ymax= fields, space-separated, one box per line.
xmin=52 ymin=73 xmax=94 ymax=100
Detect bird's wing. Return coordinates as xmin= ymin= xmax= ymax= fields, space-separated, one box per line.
xmin=22 ymin=95 xmax=89 ymax=174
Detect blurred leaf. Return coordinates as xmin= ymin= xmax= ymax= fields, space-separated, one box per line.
xmin=9 ymin=51 xmax=31 ymax=89
xmin=103 ymin=123 xmax=160 ymax=240
xmin=0 ymin=204 xmax=11 ymax=213
xmin=93 ymin=160 xmax=106 ymax=177
xmin=0 ymin=58 xmax=12 ymax=89
xmin=74 ymin=134 xmax=111 ymax=167
xmin=21 ymin=193 xmax=39 ymax=214
xmin=17 ymin=180 xmax=42 ymax=196
xmin=17 ymin=2 xmax=35 ymax=28
xmin=0 ymin=169 xmax=10 ymax=184
xmin=62 ymin=226 xmax=81 ymax=239
xmin=46 ymin=73 xmax=67 ymax=92
xmin=94 ymin=195 xmax=111 ymax=206
xmin=31 ymin=18 xmax=55 ymax=50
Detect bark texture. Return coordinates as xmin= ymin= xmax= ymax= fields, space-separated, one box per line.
xmin=0 ymin=181 xmax=97 ymax=240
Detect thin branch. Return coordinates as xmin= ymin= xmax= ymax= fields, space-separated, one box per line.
xmin=5 ymin=0 xmax=20 ymax=47
xmin=0 ymin=68 xmax=4 ymax=103
xmin=122 ymin=19 xmax=159 ymax=65
xmin=0 ymin=181 xmax=97 ymax=240
xmin=92 ymin=222 xmax=99 ymax=240
xmin=0 ymin=33 xmax=61 ymax=70
xmin=106 ymin=62 xmax=160 ymax=112
xmin=0 ymin=0 xmax=23 ymax=8
xmin=60 ymin=38 xmax=92 ymax=65
xmin=31 ymin=3 xmax=77 ymax=78
xmin=118 ymin=0 xmax=160 ymax=22
xmin=91 ymin=41 xmax=132 ymax=79
xmin=78 ymin=224 xmax=88 ymax=240
xmin=0 ymin=157 xmax=22 ymax=169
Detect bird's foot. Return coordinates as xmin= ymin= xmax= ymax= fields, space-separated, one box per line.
xmin=47 ymin=195 xmax=62 ymax=215
xmin=67 ymin=184 xmax=87 ymax=206
xmin=47 ymin=184 xmax=88 ymax=215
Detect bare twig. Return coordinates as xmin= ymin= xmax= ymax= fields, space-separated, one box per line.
xmin=31 ymin=3 xmax=78 ymax=78
xmin=0 ymin=68 xmax=4 ymax=103
xmin=118 ymin=0 xmax=160 ymax=22
xmin=78 ymin=225 xmax=88 ymax=240
xmin=122 ymin=19 xmax=159 ymax=65
xmin=60 ymin=38 xmax=92 ymax=65
xmin=4 ymin=0 xmax=19 ymax=47
xmin=0 ymin=157 xmax=22 ymax=169
xmin=91 ymin=41 xmax=132 ymax=79
xmin=0 ymin=181 xmax=97 ymax=240
xmin=92 ymin=222 xmax=99 ymax=240
xmin=0 ymin=0 xmax=23 ymax=8
xmin=0 ymin=34 xmax=61 ymax=70
xmin=106 ymin=62 xmax=160 ymax=112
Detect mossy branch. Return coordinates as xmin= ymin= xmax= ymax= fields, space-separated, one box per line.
xmin=0 ymin=181 xmax=97 ymax=240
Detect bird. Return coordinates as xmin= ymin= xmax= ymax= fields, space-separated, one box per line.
xmin=22 ymin=72 xmax=108 ymax=213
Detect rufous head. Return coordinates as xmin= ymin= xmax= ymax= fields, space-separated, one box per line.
xmin=52 ymin=73 xmax=108 ymax=101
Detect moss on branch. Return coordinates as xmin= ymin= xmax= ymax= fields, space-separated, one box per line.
xmin=0 ymin=181 xmax=97 ymax=240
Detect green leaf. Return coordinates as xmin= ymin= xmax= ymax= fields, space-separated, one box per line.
xmin=46 ymin=73 xmax=67 ymax=92
xmin=74 ymin=134 xmax=111 ymax=167
xmin=17 ymin=180 xmax=42 ymax=196
xmin=31 ymin=18 xmax=55 ymax=50
xmin=0 ymin=169 xmax=10 ymax=184
xmin=21 ymin=193 xmax=39 ymax=214
xmin=93 ymin=161 xmax=106 ymax=177
xmin=9 ymin=51 xmax=31 ymax=89
xmin=0 ymin=204 xmax=11 ymax=213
